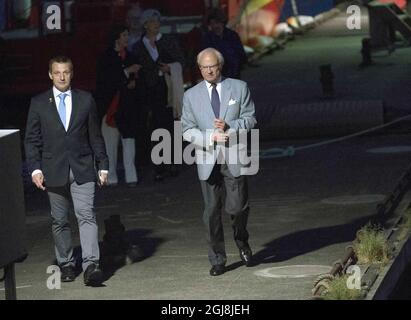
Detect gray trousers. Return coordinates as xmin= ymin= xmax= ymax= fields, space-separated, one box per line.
xmin=47 ymin=170 xmax=99 ymax=271
xmin=200 ymin=164 xmax=250 ymax=266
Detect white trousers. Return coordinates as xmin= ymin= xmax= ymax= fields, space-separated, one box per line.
xmin=101 ymin=115 xmax=138 ymax=184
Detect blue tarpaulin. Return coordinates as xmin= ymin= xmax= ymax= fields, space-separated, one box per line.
xmin=280 ymin=0 xmax=335 ymax=21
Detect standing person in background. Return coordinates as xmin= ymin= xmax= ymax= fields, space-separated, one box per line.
xmin=25 ymin=55 xmax=108 ymax=286
xmin=203 ymin=8 xmax=247 ymax=79
xmin=95 ymin=25 xmax=141 ymax=187
xmin=125 ymin=3 xmax=148 ymax=169
xmin=181 ymin=48 xmax=256 ymax=276
xmin=132 ymin=9 xmax=185 ymax=181
xmin=126 ymin=3 xmax=143 ymax=51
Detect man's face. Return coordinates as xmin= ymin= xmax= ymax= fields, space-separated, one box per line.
xmin=199 ymin=52 xmax=221 ymax=83
xmin=127 ymin=12 xmax=141 ymax=32
xmin=209 ymin=19 xmax=224 ymax=36
xmin=49 ymin=62 xmax=73 ymax=92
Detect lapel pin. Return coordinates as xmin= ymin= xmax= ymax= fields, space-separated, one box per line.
xmin=49 ymin=97 xmax=53 ymax=103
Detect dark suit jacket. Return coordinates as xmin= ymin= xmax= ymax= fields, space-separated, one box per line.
xmin=24 ymin=88 xmax=109 ymax=187
xmin=203 ymin=27 xmax=247 ymax=79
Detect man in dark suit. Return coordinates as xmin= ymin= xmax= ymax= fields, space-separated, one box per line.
xmin=181 ymin=48 xmax=257 ymax=276
xmin=203 ymin=8 xmax=247 ymax=79
xmin=25 ymin=56 xmax=109 ymax=286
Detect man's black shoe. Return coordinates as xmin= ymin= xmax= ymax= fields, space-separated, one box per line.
xmin=60 ymin=266 xmax=76 ymax=282
xmin=239 ymin=247 xmax=253 ymax=267
xmin=209 ymin=265 xmax=225 ymax=276
xmin=83 ymin=263 xmax=103 ymax=286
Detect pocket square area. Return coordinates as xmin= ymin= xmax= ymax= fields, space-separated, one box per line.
xmin=228 ymin=99 xmax=237 ymax=105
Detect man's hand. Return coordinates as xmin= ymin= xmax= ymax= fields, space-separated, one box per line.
xmin=158 ymin=63 xmax=171 ymax=74
xmin=32 ymin=172 xmax=46 ymax=191
xmin=127 ymin=79 xmax=136 ymax=89
xmin=125 ymin=64 xmax=142 ymax=75
xmin=211 ymin=131 xmax=229 ymax=143
xmin=214 ymin=118 xmax=229 ymax=132
xmin=99 ymin=171 xmax=108 ymax=186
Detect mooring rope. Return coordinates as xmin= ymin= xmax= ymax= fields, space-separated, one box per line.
xmin=260 ymin=113 xmax=411 ymax=159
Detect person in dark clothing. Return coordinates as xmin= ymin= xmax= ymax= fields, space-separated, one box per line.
xmin=132 ymin=9 xmax=185 ymax=181
xmin=95 ymin=25 xmax=141 ymax=187
xmin=203 ymin=8 xmax=247 ymax=79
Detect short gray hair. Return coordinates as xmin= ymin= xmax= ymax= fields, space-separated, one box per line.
xmin=141 ymin=9 xmax=162 ymax=26
xmin=197 ymin=48 xmax=224 ymax=66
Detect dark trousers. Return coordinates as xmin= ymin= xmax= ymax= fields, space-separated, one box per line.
xmin=144 ymin=77 xmax=175 ymax=175
xmin=200 ymin=163 xmax=250 ymax=266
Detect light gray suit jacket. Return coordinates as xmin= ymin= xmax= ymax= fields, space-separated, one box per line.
xmin=181 ymin=78 xmax=257 ymax=180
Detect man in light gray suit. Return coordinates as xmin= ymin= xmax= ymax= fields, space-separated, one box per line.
xmin=181 ymin=48 xmax=257 ymax=276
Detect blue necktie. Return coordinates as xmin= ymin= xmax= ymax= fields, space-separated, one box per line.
xmin=58 ymin=93 xmax=67 ymax=128
xmin=211 ymin=83 xmax=220 ymax=118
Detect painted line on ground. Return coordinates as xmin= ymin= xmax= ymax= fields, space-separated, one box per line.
xmin=157 ymin=216 xmax=183 ymax=224
xmin=0 ymin=285 xmax=32 ymax=291
xmin=254 ymin=265 xmax=331 ymax=279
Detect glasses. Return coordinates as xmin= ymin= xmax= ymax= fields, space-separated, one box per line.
xmin=199 ymin=64 xmax=220 ymax=71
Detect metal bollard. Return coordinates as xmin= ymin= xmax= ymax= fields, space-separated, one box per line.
xmin=360 ymin=37 xmax=373 ymax=67
xmin=319 ymin=64 xmax=335 ymax=98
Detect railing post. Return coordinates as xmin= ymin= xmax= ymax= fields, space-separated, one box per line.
xmin=60 ymin=0 xmax=65 ymax=33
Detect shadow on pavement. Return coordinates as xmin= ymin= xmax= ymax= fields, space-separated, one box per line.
xmin=69 ymin=228 xmax=164 ymax=282
xmin=250 ymin=214 xmax=375 ymax=266
xmin=226 ymin=261 xmax=245 ymax=272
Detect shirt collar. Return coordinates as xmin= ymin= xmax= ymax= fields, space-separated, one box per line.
xmin=143 ymin=33 xmax=162 ymax=43
xmin=206 ymin=77 xmax=222 ymax=88
xmin=53 ymin=86 xmax=72 ymax=98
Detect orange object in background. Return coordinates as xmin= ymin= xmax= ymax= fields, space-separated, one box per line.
xmin=378 ymin=0 xmax=407 ymax=9
xmin=227 ymin=0 xmax=285 ymax=48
